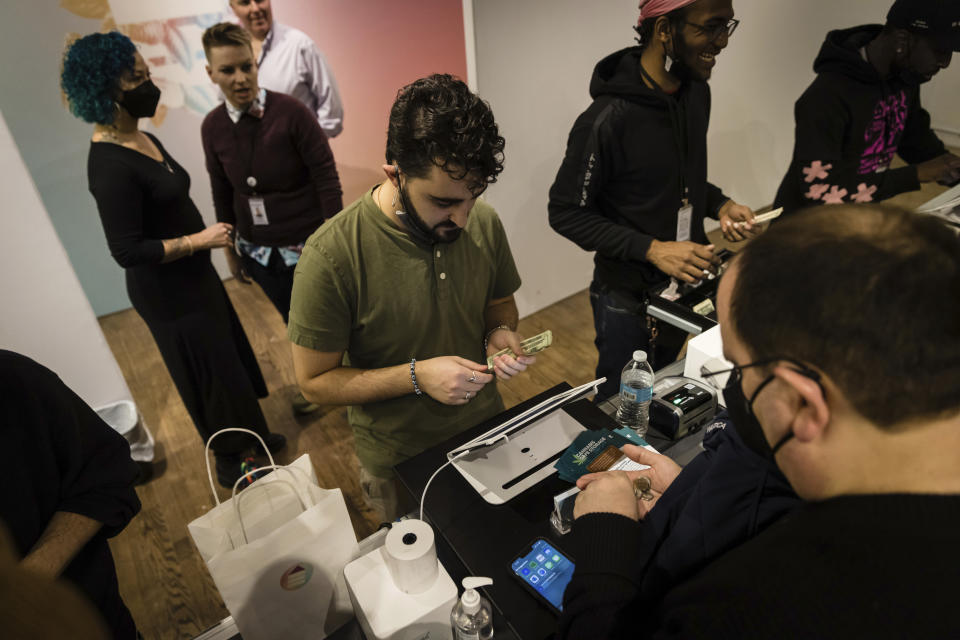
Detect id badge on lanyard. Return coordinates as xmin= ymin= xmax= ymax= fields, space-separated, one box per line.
xmin=676 ymin=198 xmax=693 ymax=242
xmin=249 ymin=196 xmax=269 ymax=226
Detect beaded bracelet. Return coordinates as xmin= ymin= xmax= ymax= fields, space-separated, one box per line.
xmin=409 ymin=358 xmax=423 ymax=397
xmin=483 ymin=324 xmax=511 ymax=353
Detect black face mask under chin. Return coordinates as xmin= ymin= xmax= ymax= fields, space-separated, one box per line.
xmin=724 ymin=373 xmax=794 ymax=460
xmin=394 ymin=178 xmax=437 ymax=246
xmin=118 ymin=79 xmax=161 ymax=119
xmin=896 ymin=64 xmax=928 ymax=86
xmin=666 ymin=31 xmax=697 ymax=81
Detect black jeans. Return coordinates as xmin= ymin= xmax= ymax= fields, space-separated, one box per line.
xmin=589 ymin=281 xmax=686 ymax=402
xmin=241 ymin=249 xmax=296 ymax=325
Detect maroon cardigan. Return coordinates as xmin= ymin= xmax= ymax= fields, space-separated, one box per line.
xmin=201 ymin=90 xmax=342 ymax=246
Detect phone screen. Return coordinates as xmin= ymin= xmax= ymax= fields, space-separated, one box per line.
xmin=510 ymin=539 xmax=575 ymax=611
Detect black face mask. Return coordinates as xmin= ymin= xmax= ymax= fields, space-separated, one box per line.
xmin=667 ymin=30 xmax=697 ymax=82
xmin=896 ymin=65 xmax=929 ymax=86
xmin=724 ymin=372 xmax=793 ymax=459
xmin=118 ymin=79 xmax=161 ymax=118
xmin=395 ymin=171 xmax=463 ymax=246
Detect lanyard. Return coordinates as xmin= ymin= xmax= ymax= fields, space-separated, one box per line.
xmin=637 ymin=64 xmax=690 ymax=206
xmin=232 ymin=115 xmax=262 ymax=196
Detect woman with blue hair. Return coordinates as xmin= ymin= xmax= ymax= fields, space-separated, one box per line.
xmin=62 ymin=32 xmax=286 ymax=489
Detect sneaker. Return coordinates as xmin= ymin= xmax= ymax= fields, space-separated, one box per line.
xmin=215 ymin=455 xmax=270 ymax=490
xmin=238 ymin=457 xmax=264 ymax=487
xmin=215 ymin=454 xmax=245 ymax=489
xmin=291 ymin=391 xmax=320 ymax=415
xmin=263 ymin=432 xmax=287 ymax=453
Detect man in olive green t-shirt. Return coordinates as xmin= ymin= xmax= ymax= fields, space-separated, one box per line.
xmin=288 ymin=74 xmax=537 ymax=521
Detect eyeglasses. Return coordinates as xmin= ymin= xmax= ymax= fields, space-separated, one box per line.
xmin=700 ymin=356 xmax=820 ymax=392
xmin=684 ymin=18 xmax=740 ymax=42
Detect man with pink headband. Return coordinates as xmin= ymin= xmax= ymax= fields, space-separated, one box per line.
xmin=548 ymin=0 xmax=758 ymax=402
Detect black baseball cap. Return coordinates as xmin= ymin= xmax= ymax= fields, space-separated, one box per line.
xmin=887 ymin=0 xmax=960 ymax=51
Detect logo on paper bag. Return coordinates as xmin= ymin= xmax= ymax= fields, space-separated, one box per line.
xmin=280 ymin=562 xmax=313 ymax=591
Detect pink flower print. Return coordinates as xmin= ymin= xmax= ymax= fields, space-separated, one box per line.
xmin=822 ymin=185 xmax=848 ymax=205
xmin=802 ymin=160 xmax=833 ymax=183
xmin=852 ymin=183 xmax=877 ymax=203
xmin=805 ymin=183 xmax=830 ymax=201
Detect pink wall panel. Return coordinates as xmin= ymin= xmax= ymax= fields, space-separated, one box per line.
xmin=274 ymin=0 xmax=468 ymax=201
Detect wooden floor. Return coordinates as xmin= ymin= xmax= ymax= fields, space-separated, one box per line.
xmin=101 ymin=281 xmax=598 ymax=640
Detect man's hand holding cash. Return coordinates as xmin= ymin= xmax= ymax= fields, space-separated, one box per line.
xmin=485 ymin=328 xmax=546 ymax=380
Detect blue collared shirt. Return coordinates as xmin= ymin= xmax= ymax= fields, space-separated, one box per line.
xmin=257 ymin=22 xmax=343 ymax=138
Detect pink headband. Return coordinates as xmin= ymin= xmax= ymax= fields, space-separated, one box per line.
xmin=637 ymin=0 xmax=699 ymax=26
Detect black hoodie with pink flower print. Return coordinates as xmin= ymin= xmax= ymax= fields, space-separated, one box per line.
xmin=774 ymin=25 xmax=946 ymax=216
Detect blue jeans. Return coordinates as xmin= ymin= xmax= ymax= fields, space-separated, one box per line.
xmin=589 ymin=281 xmax=685 ymax=402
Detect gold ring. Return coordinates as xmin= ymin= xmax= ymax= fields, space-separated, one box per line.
xmin=633 ymin=477 xmax=652 ymax=500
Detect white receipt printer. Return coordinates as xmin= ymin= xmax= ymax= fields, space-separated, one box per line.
xmin=344 ymin=519 xmax=457 ymax=640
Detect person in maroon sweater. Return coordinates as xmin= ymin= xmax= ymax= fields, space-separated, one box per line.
xmin=201 ymin=22 xmax=342 ymax=413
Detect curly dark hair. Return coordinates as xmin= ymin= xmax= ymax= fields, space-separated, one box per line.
xmin=61 ymin=32 xmax=136 ymax=125
xmin=385 ymin=74 xmax=504 ymax=193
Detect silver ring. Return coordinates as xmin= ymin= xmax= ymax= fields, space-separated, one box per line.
xmin=469 ymin=372 xmax=477 ymax=383
xmin=464 ymin=391 xmax=472 ymax=400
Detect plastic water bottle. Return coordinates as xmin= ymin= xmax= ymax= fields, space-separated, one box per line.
xmin=616 ymin=350 xmax=654 ymax=434
xmin=451 ymin=577 xmax=494 ymax=640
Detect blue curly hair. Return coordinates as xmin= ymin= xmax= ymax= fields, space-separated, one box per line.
xmin=61 ymin=32 xmax=136 ymax=125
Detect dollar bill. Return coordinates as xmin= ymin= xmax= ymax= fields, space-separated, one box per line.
xmin=487 ymin=329 xmax=553 ymax=370
xmin=735 ymin=207 xmax=783 ymax=228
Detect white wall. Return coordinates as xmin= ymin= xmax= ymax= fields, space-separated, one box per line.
xmin=472 ymin=0 xmax=638 ymax=317
xmin=472 ymin=0 xmax=957 ymax=317
xmin=0 ymin=111 xmax=134 ymax=411
xmin=926 ymin=75 xmax=960 ymax=148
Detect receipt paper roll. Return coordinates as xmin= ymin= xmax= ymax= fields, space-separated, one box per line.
xmin=382 ymin=519 xmax=439 ymax=594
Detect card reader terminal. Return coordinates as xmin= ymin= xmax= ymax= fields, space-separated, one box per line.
xmin=650 ymin=376 xmax=717 ymax=440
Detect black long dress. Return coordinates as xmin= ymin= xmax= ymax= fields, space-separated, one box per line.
xmin=87 ymin=132 xmax=269 ymax=456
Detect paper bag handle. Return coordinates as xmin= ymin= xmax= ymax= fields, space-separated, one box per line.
xmin=204 ymin=428 xmax=277 ymax=505
xmin=231 ymin=464 xmax=315 ymax=546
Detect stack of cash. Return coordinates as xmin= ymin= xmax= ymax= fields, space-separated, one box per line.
xmin=487 ymin=329 xmax=553 ymax=370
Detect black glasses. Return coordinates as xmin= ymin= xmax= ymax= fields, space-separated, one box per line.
xmin=684 ymin=18 xmax=740 ymax=42
xmin=700 ymin=356 xmax=820 ymax=391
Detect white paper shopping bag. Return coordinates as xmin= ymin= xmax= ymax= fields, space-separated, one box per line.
xmin=188 ymin=428 xmax=358 ymax=639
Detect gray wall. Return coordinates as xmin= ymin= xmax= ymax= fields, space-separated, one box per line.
xmin=472 ymin=0 xmax=957 ymax=317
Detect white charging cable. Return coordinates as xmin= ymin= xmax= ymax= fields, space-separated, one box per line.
xmin=420 ymin=449 xmax=472 ymax=521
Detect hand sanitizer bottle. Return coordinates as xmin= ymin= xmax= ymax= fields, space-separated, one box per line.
xmin=451 ymin=576 xmax=493 ymax=640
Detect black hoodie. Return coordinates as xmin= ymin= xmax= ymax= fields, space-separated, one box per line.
xmin=773 ymin=25 xmax=946 ymax=215
xmin=548 ymin=47 xmax=728 ymax=296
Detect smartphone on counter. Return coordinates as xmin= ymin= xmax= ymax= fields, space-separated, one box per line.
xmin=509 ymin=538 xmax=575 ymax=614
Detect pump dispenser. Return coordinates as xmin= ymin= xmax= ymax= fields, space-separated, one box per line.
xmin=451 ymin=577 xmax=493 ymax=639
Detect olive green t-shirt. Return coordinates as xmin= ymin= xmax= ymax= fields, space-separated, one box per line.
xmin=288 ymin=187 xmax=522 ymax=477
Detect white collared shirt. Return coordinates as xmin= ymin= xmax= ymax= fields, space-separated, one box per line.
xmin=257 ymin=22 xmax=343 ymax=138
xmin=225 ymin=87 xmax=267 ymax=123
